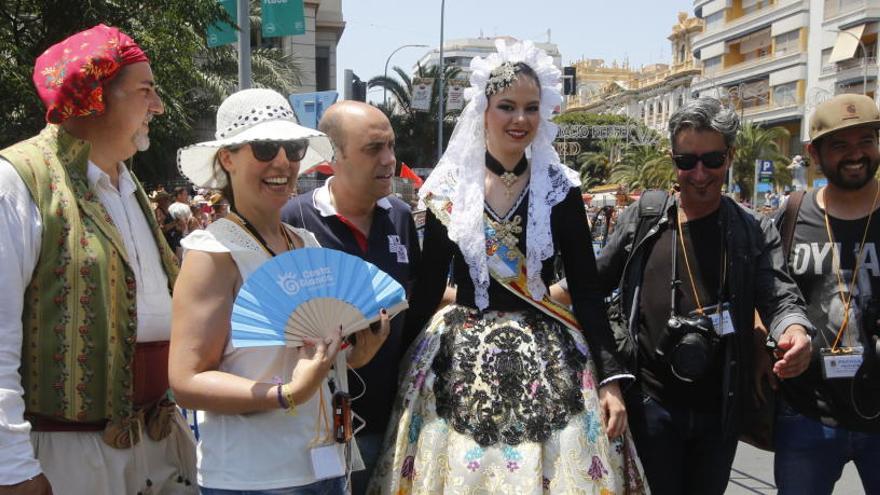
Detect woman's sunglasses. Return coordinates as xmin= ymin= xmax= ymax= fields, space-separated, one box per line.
xmin=239 ymin=139 xmax=309 ymax=162
xmin=671 ymin=150 xmax=728 ymax=171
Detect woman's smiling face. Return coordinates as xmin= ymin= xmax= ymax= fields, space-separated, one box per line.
xmin=484 ymin=75 xmax=541 ymax=160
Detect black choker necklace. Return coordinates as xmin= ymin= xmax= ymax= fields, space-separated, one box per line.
xmin=485 ymin=152 xmax=528 ymax=197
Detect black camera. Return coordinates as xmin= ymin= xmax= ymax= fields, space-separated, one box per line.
xmin=657 ymin=314 xmax=719 ymax=383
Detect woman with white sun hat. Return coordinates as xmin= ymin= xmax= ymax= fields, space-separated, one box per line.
xmin=169 ymin=88 xmax=389 ymax=494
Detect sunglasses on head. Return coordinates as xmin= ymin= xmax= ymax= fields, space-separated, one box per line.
xmin=243 ymin=139 xmax=309 ymax=162
xmin=672 ymin=150 xmax=728 ymax=170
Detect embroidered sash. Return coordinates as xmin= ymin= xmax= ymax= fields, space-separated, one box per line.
xmin=424 ymin=191 xmax=581 ymax=332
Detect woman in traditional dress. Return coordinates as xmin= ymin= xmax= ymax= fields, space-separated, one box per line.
xmin=169 ymin=88 xmax=388 ymax=494
xmin=368 ymin=41 xmax=647 ymax=494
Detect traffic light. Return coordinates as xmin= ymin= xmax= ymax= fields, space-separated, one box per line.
xmin=353 ymin=75 xmax=367 ymax=102
xmin=563 ymin=66 xmax=577 ymax=96
xmin=343 ymin=69 xmax=368 ymax=102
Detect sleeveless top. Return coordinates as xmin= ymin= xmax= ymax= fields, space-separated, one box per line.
xmin=181 ymin=218 xmax=346 ymax=490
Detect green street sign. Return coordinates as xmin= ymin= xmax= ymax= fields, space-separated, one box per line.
xmin=262 ymin=0 xmax=306 ymax=38
xmin=207 ymin=0 xmax=238 ymax=47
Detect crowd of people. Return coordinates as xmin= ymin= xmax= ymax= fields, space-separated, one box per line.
xmin=1 ymin=23 xmax=878 ymax=495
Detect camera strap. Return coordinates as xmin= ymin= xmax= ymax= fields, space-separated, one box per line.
xmin=671 ymin=205 xmax=727 ymax=320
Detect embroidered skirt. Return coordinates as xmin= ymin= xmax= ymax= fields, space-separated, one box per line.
xmin=367 ymin=305 xmax=648 ymax=494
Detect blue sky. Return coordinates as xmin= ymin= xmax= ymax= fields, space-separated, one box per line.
xmin=335 ymin=0 xmax=696 ymax=100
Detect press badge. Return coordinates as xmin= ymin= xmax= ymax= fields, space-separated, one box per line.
xmin=310 ymin=443 xmax=345 ymax=480
xmin=698 ymin=303 xmax=735 ymax=336
xmin=820 ymin=347 xmax=863 ymax=379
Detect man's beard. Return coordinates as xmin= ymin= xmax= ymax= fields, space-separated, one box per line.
xmin=821 ymin=156 xmax=880 ymax=190
xmin=133 ymin=128 xmax=150 ymax=152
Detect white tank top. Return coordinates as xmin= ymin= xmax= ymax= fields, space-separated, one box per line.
xmin=181 ymin=218 xmax=351 ymax=490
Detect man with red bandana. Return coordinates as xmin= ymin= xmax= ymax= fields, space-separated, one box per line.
xmin=0 ymin=25 xmax=195 ymax=494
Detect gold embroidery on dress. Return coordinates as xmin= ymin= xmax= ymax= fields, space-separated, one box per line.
xmin=487 ymin=215 xmax=522 ymax=260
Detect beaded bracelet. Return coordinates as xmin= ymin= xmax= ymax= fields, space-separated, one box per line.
xmin=279 ymin=383 xmax=298 ymax=416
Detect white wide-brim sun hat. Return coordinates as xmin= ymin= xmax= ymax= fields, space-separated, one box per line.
xmin=177 ymin=88 xmax=334 ymax=189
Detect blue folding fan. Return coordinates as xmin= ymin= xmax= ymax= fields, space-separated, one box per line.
xmin=231 ymin=247 xmax=408 ymax=348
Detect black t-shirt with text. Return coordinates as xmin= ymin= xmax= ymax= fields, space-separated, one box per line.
xmin=782 ymin=190 xmax=880 ymax=432
xmin=638 ymin=207 xmax=726 ymax=412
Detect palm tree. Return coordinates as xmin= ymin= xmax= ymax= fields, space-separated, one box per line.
xmin=732 ymin=123 xmax=791 ymax=201
xmin=368 ymin=64 xmax=463 ymax=167
xmin=608 ymin=140 xmax=675 ymax=191
xmin=576 ymin=138 xmax=624 ymax=188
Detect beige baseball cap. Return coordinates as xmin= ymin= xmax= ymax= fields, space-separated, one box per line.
xmin=810 ymin=93 xmax=880 ymax=141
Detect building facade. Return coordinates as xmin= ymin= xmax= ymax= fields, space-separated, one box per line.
xmin=563 ymin=13 xmax=704 ymax=135
xmin=259 ymin=0 xmax=345 ymax=92
xmin=690 ymin=0 xmax=809 ymax=157
xmin=808 ymin=0 xmax=880 ymax=125
xmin=414 ymin=35 xmax=562 ymax=81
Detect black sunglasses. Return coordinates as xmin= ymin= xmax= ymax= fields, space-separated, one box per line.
xmin=672 ymin=150 xmax=728 ymax=170
xmin=245 ymin=139 xmax=309 ymax=162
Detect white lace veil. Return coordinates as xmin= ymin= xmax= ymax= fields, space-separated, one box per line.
xmin=419 ymin=39 xmax=580 ymax=310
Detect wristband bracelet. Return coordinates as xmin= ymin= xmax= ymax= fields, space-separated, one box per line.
xmin=280 ymin=383 xmax=298 ymax=416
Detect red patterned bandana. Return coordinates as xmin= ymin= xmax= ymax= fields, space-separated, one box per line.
xmin=33 ymin=24 xmax=149 ymax=124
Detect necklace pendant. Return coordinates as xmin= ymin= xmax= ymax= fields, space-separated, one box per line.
xmin=500 ymin=171 xmax=518 ymax=189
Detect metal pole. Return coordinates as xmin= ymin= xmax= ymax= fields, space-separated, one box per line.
xmin=437 ymin=0 xmax=446 ymax=163
xmin=384 ymin=44 xmax=429 ymax=108
xmin=237 ymin=0 xmax=251 ymax=90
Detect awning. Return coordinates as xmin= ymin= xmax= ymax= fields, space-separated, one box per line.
xmin=828 ymin=25 xmax=866 ymax=64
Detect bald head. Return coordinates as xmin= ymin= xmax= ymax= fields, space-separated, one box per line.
xmin=319 ymin=101 xmax=391 ymax=157
xmin=318 ymin=101 xmax=396 ymax=202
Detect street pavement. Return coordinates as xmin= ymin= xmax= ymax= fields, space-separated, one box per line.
xmin=726 ymin=442 xmax=863 ymax=494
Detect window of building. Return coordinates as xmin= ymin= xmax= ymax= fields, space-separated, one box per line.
xmin=774 ymin=30 xmax=800 ymax=56
xmin=702 ymin=56 xmax=723 ymax=75
xmin=705 ymin=11 xmax=724 ymax=31
xmin=732 ymin=28 xmax=772 ymax=62
xmin=772 ymin=81 xmax=798 ymax=107
xmin=741 ymin=0 xmax=775 ymax=16
xmin=315 ymin=46 xmax=330 ymax=91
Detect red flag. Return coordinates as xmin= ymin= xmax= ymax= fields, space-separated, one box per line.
xmin=399 ymin=162 xmax=424 ymax=188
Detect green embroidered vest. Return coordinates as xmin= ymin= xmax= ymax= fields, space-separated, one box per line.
xmin=0 ymin=125 xmax=179 ymax=425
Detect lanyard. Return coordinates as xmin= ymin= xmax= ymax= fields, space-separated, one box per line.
xmin=227 ymin=211 xmax=293 ymax=257
xmin=673 ymin=206 xmax=727 ymax=317
xmin=822 ymin=184 xmax=880 ymax=353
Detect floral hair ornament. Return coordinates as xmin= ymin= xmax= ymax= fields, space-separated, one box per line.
xmin=485 ymin=62 xmax=518 ymax=96
xmin=419 ymin=39 xmax=579 ymax=310
xmin=33 ymin=24 xmax=149 ymax=124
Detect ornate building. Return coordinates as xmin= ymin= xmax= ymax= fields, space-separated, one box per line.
xmin=563 ymin=13 xmax=703 ymax=135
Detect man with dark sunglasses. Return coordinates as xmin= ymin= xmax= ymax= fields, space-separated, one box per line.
xmin=595 ymin=97 xmax=812 ymax=494
xmin=771 ymin=94 xmax=880 ymax=495
xmin=281 ymin=101 xmax=420 ymax=495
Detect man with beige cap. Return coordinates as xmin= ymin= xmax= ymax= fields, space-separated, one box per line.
xmin=773 ymin=93 xmax=880 ymax=494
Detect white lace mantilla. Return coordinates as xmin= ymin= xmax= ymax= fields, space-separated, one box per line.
xmin=420 ymin=40 xmax=579 ymax=310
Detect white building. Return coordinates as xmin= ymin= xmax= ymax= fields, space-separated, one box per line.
xmin=689 ymin=0 xmax=880 ymax=161
xmin=807 ymin=0 xmax=880 ymax=133
xmin=413 ymin=35 xmax=562 ymax=80
xmin=690 ymin=0 xmax=809 ymax=157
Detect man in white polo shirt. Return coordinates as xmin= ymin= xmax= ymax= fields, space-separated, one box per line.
xmin=282 ymin=101 xmax=420 ymax=495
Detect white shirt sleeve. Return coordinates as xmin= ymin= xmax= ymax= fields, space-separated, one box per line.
xmin=0 ymin=157 xmax=43 ymax=484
